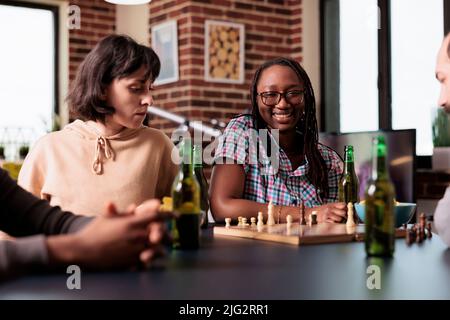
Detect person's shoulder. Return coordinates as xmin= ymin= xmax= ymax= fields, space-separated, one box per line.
xmin=224 ymin=114 xmax=254 ymax=133
xmin=139 ymin=127 xmax=174 ymax=146
xmin=30 ymin=130 xmax=68 ymax=150
xmin=317 ymin=143 xmax=343 ymax=166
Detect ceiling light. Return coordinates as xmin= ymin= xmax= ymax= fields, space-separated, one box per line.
xmin=105 ymin=0 xmax=152 ymax=5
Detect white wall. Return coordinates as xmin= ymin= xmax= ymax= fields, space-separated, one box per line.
xmin=301 ymin=0 xmax=321 ymax=128
xmin=116 ymin=4 xmax=149 ymax=45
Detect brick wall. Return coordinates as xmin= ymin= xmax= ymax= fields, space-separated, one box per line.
xmin=148 ymin=0 xmax=303 ymax=135
xmin=68 ymin=0 xmax=116 ymax=83
xmin=66 ymin=0 xmax=304 ymax=136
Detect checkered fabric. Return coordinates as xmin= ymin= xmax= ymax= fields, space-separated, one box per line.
xmin=213 ymin=115 xmax=343 ymax=208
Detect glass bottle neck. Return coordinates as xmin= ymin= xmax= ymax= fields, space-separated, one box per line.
xmin=344 ymin=161 xmax=355 ymax=174
xmin=180 ymin=139 xmax=193 ymax=176
xmin=343 ymin=147 xmax=355 ymax=174
xmin=371 ymin=142 xmax=388 ymax=180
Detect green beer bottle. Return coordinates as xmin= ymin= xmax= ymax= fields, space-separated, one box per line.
xmin=193 ymin=144 xmax=209 ymax=229
xmin=338 ymin=145 xmax=360 ymax=203
xmin=171 ymin=138 xmax=201 ymax=249
xmin=365 ymin=136 xmax=396 ymax=257
xmin=338 ymin=145 xmax=360 ymax=222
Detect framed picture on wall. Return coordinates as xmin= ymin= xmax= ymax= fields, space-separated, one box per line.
xmin=204 ymin=20 xmax=245 ymax=84
xmin=152 ymin=20 xmax=179 ymax=85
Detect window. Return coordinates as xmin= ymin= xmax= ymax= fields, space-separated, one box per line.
xmin=340 ymin=0 xmax=379 ymax=132
xmin=321 ymin=0 xmax=447 ymax=157
xmin=391 ymin=0 xmax=443 ymax=155
xmin=0 ymin=2 xmax=57 ymax=160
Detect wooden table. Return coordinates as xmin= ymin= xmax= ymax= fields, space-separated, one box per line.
xmin=1 ymin=228 xmax=449 ymax=300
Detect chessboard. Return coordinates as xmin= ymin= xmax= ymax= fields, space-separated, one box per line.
xmin=214 ymin=223 xmax=406 ymax=246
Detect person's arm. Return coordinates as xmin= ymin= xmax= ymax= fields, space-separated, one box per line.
xmin=1 ymin=200 xmax=168 ymax=281
xmin=0 ymin=169 xmax=90 ymax=236
xmin=434 ymin=186 xmax=450 ymax=246
xmin=46 ymin=200 xmax=167 ymax=269
xmin=17 ymin=138 xmax=46 ymax=199
xmin=0 ymin=235 xmax=48 ymax=281
xmin=210 ymin=163 xmax=347 ymax=224
xmin=156 ymin=134 xmax=179 ymax=199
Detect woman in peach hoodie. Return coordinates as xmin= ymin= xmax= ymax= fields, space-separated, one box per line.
xmin=18 ymin=35 xmax=178 ymax=216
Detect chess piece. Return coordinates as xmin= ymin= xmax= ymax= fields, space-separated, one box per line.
xmin=225 ymin=218 xmax=231 ymax=228
xmin=300 ymin=201 xmax=307 ymax=225
xmin=250 ymin=217 xmax=256 ymax=227
xmin=267 ymin=201 xmax=275 ymax=226
xmin=310 ymin=211 xmax=318 ymax=225
xmin=411 ymin=227 xmax=417 ymax=243
xmin=346 ymin=202 xmax=356 ymax=228
xmin=286 ymin=214 xmax=293 ymax=226
xmin=406 ymin=228 xmax=414 ymax=245
xmin=426 ymin=222 xmax=433 ymax=239
xmin=238 ymin=216 xmax=243 ymax=227
xmin=419 ymin=213 xmax=427 ymax=228
xmin=257 ymin=211 xmax=264 ymax=227
xmin=242 ymin=217 xmax=248 ymax=226
xmin=277 ymin=206 xmax=282 ymax=225
xmin=416 ymin=224 xmax=423 ymax=243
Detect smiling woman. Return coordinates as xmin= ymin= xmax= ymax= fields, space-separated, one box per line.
xmin=210 ymin=57 xmax=347 ymax=225
xmin=16 ymin=35 xmax=178 ymax=217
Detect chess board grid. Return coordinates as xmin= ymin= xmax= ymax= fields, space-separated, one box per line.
xmin=213 ymin=223 xmax=406 ymax=246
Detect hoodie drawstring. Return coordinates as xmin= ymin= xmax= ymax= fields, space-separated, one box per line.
xmin=92 ymin=136 xmax=115 ymax=175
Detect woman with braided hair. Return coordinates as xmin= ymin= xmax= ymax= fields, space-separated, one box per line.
xmin=210 ymin=57 xmax=346 ymax=223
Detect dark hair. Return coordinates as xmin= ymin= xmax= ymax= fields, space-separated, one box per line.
xmin=250 ymin=57 xmax=330 ymax=199
xmin=67 ymin=34 xmax=161 ymax=122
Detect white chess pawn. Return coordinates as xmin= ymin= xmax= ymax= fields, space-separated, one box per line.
xmin=346 ymin=202 xmax=356 ymax=228
xmin=242 ymin=217 xmax=248 ymax=226
xmin=310 ymin=211 xmax=318 ymax=225
xmin=225 ymin=218 xmax=231 ymax=228
xmin=237 ymin=216 xmax=243 ymax=227
xmin=250 ymin=217 xmax=256 ymax=227
xmin=286 ymin=214 xmax=293 ymax=228
xmin=257 ymin=211 xmax=264 ymax=227
xmin=267 ymin=201 xmax=275 ymax=226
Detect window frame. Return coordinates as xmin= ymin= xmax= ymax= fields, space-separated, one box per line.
xmin=320 ymin=0 xmax=450 ymax=168
xmin=0 ymin=0 xmax=59 ymax=117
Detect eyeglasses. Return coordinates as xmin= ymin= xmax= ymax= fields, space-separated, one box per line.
xmin=257 ymin=90 xmax=305 ymax=106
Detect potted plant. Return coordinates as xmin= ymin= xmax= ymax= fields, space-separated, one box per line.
xmin=432 ymin=108 xmax=450 ymax=170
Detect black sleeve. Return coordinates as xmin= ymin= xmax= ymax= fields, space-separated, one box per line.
xmin=0 ymin=235 xmax=48 ymax=281
xmin=0 ymin=168 xmax=90 ymax=237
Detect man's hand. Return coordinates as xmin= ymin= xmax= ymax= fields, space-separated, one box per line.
xmin=47 ymin=199 xmax=171 ymax=270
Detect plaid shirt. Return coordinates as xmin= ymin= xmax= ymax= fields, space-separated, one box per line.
xmin=213 ymin=115 xmax=343 ymax=208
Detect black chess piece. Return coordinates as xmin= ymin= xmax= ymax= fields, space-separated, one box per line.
xmin=406 ymin=229 xmax=413 ymax=245
xmin=300 ymin=201 xmax=307 ymax=225
xmin=426 ymin=222 xmax=433 ymax=239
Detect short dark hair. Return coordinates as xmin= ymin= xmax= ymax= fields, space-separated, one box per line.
xmin=67 ymin=34 xmax=160 ymax=122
